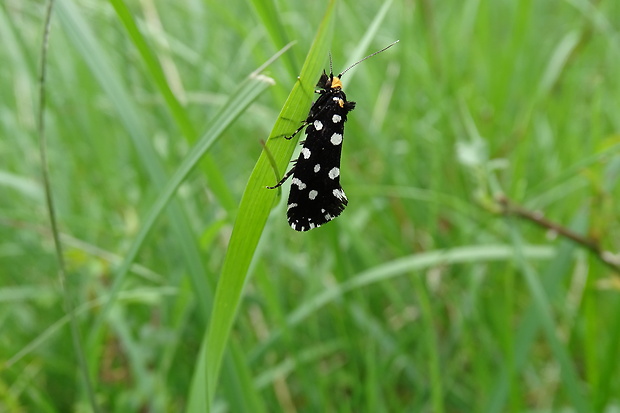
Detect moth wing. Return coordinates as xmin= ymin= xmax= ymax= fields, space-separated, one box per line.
xmin=286 ymin=95 xmax=350 ymax=231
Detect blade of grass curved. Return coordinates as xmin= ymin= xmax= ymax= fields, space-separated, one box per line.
xmin=54 ymin=0 xmax=210 ymax=383
xmin=249 ymin=244 xmax=555 ymax=362
xmin=55 ymin=0 xmax=277 ymax=380
xmin=248 ymin=0 xmax=300 ymax=76
xmin=485 ymin=212 xmax=589 ymax=412
xmin=185 ymin=2 xmax=337 ymax=411
xmin=6 ymin=287 xmax=178 ymax=367
xmin=92 ymin=71 xmax=274 ymax=333
xmin=506 ymin=222 xmax=589 ymax=411
xmin=109 ymin=0 xmax=243 ymax=220
xmin=108 ymin=0 xmax=195 ymax=138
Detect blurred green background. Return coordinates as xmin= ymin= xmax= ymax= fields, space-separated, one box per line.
xmin=2 ymin=0 xmax=620 ymax=411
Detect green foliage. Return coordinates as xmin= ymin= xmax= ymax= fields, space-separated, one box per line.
xmin=1 ymin=0 xmax=619 ymax=412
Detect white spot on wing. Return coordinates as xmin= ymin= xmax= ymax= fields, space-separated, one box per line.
xmin=332 ymin=114 xmax=342 ymax=123
xmin=308 ymin=190 xmax=318 ymax=200
xmin=313 ymin=120 xmax=323 ymax=131
xmin=328 ymin=167 xmax=340 ymax=180
xmin=292 ymin=178 xmax=306 ymax=190
xmin=314 ymin=164 xmax=321 ymax=173
xmin=330 ymin=133 xmax=343 ymax=145
xmin=287 ymin=203 xmax=297 ymax=211
xmin=301 ymin=147 xmax=311 ymax=159
xmin=333 ymin=188 xmax=347 ymax=201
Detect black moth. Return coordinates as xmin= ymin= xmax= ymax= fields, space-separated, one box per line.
xmin=268 ymin=41 xmax=398 ymax=231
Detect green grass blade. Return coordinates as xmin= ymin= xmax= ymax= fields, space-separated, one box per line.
xmin=109 ymin=0 xmax=247 ymax=236
xmin=92 ymin=72 xmax=274 ymax=336
xmin=54 ymin=0 xmax=227 ymax=379
xmin=341 ymin=0 xmax=395 ymax=73
xmin=484 ymin=212 xmax=590 ymax=412
xmin=107 ymin=0 xmax=196 ymax=140
xmin=37 ymin=1 xmax=100 ymax=411
xmin=249 ymin=244 xmax=555 ymax=361
xmin=506 ymin=220 xmax=590 ymax=411
xmin=185 ymin=2 xmax=337 ymax=411
xmin=412 ymin=274 xmax=445 ymax=413
xmin=247 ymin=0 xmax=300 ymax=76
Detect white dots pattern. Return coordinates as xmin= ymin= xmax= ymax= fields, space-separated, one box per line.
xmin=269 ymin=76 xmax=358 ymax=231
xmin=292 ymin=178 xmax=306 ymax=190
xmin=330 ymin=133 xmax=343 ymax=145
xmin=333 ymin=188 xmax=347 ymax=201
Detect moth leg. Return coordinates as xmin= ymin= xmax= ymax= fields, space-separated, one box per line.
xmin=267 ymin=165 xmax=296 ymax=189
xmin=285 ymin=122 xmax=309 ymax=140
xmin=285 ymin=101 xmax=332 ymax=140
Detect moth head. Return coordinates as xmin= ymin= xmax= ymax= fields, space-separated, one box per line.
xmin=316 ymin=70 xmax=343 ymax=91
xmin=330 ymin=75 xmax=342 ymax=90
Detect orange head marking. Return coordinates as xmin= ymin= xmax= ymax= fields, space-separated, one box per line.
xmin=331 ymin=76 xmax=343 ymax=89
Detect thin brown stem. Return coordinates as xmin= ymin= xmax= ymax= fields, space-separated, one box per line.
xmin=497 ymin=195 xmax=620 ymax=274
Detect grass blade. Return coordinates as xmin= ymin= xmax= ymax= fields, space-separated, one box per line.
xmin=92 ymin=71 xmax=274 ymax=337
xmin=185 ymin=1 xmax=337 ymax=411
xmin=506 ymin=220 xmax=590 ymax=411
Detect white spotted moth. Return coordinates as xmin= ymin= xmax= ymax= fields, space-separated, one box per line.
xmin=268 ymin=41 xmax=399 ymax=231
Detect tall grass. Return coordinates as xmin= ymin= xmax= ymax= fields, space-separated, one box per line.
xmin=1 ymin=0 xmax=619 ymax=412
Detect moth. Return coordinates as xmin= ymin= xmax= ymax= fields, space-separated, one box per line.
xmin=268 ymin=41 xmax=398 ymax=231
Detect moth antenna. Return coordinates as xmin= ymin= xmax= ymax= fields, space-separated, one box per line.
xmin=329 ymin=51 xmax=333 ymax=75
xmin=338 ymin=40 xmax=399 ymax=78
